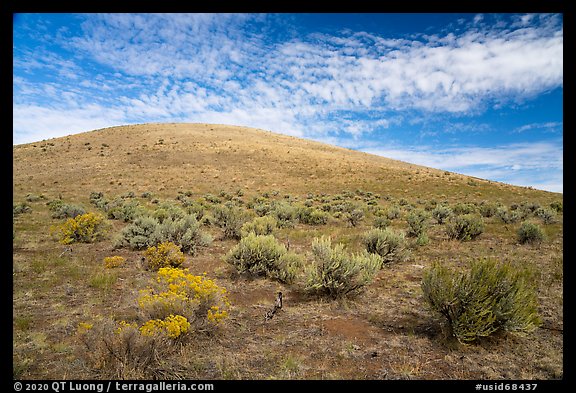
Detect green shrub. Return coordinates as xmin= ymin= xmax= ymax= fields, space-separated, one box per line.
xmin=107 ymin=199 xmax=144 ymax=222
xmin=152 ymin=201 xmax=187 ymax=223
xmin=89 ymin=191 xmax=108 ymax=210
xmin=446 ymin=214 xmax=484 ymax=241
xmin=153 ymin=215 xmax=212 ymax=254
xmin=517 ymin=222 xmax=545 ymax=244
xmin=252 ymin=202 xmax=272 ymax=217
xmin=305 ymin=237 xmax=381 ymax=299
xmin=431 ymin=205 xmax=453 ymax=224
xmin=520 ymin=201 xmax=541 ymax=215
xmin=225 ymin=233 xmax=298 ymax=284
xmin=363 ymin=228 xmax=406 ymax=264
xmin=273 ymin=252 xmax=304 ymax=284
xmin=421 ymin=258 xmax=541 ymax=343
xmin=240 ymin=215 xmax=277 ymax=238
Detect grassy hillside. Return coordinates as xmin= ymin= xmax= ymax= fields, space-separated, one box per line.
xmin=13 ymin=123 xmax=562 ymax=380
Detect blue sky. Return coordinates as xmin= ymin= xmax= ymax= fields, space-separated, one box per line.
xmin=13 ymin=13 xmax=563 ymax=193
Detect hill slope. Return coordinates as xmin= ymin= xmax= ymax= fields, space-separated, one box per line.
xmin=13 ymin=123 xmax=562 ymax=380
xmin=13 ymin=123 xmax=558 ymax=204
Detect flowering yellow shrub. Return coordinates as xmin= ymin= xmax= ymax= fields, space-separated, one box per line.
xmin=104 ymin=256 xmax=125 ymax=269
xmin=115 ymin=320 xmax=138 ymax=335
xmin=53 ymin=212 xmax=107 ymax=244
xmin=77 ymin=322 xmax=94 ymax=334
xmin=144 ymin=242 xmax=185 ymax=271
xmin=138 ymin=267 xmax=231 ymax=329
xmin=139 ymin=314 xmax=191 ymax=338
xmin=207 ymin=306 xmax=228 ymax=324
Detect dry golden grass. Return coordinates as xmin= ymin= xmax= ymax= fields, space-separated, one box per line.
xmin=13 ymin=123 xmax=562 ymax=380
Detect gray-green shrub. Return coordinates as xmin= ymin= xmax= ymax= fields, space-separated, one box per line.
xmin=51 ymin=203 xmax=86 ymax=219
xmin=297 ymin=206 xmax=329 ymax=225
xmin=517 ymin=222 xmax=545 ymax=244
xmin=113 ymin=216 xmax=158 ymax=250
xmin=452 ymin=203 xmax=476 ymax=215
xmin=422 ymin=258 xmax=541 ymax=343
xmin=240 ymin=215 xmax=277 ymax=238
xmin=534 ymin=207 xmax=556 ymax=225
xmin=478 ymin=201 xmax=499 ymax=218
xmin=13 ymin=202 xmax=32 ymax=215
xmin=225 ymin=233 xmax=299 ymax=284
xmin=446 ymin=214 xmax=484 ymax=241
xmin=363 ymin=228 xmax=406 ymax=264
xmin=386 ymin=205 xmax=402 ymax=220
xmin=549 ymin=201 xmax=563 ymax=213
xmin=212 ymin=204 xmax=251 ymax=240
xmin=373 ymin=216 xmax=390 ymax=229
xmin=345 ymin=208 xmax=365 ymax=227
xmin=107 ymin=199 xmax=144 ymax=222
xmin=270 ymin=201 xmax=298 ymax=228
xmin=305 ymin=237 xmax=381 ymax=299
xmin=431 ymin=205 xmax=453 ymax=224
xmin=114 ymin=214 xmax=211 ymax=254
xmin=406 ymin=209 xmax=429 ymax=238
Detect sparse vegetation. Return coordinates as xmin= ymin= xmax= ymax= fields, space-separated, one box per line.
xmin=13 ymin=123 xmax=564 ymax=380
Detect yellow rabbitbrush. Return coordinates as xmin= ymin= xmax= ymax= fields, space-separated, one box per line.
xmin=52 ymin=212 xmax=108 ymax=244
xmin=140 ymin=314 xmax=191 ymax=339
xmin=138 ymin=267 xmax=230 ymax=332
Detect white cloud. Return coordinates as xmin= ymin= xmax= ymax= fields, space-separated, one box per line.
xmin=12 ymin=13 xmax=564 ymax=192
xmin=514 ymin=121 xmax=562 ymax=133
xmin=362 ymin=140 xmax=563 ymax=193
